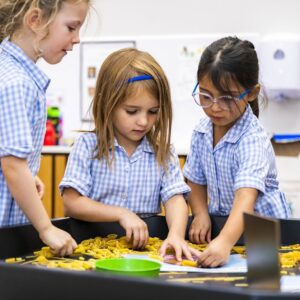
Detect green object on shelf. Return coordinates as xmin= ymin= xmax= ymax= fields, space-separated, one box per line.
xmin=95 ymin=258 xmax=161 ymax=277
xmin=47 ymin=106 xmax=60 ymax=118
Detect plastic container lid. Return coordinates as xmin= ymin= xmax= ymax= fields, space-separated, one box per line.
xmin=95 ymin=258 xmax=161 ymax=277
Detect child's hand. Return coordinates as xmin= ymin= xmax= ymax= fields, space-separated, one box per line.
xmin=35 ymin=176 xmax=45 ymax=198
xmin=189 ymin=213 xmax=211 ymax=244
xmin=159 ymin=234 xmax=202 ymax=262
xmin=197 ymin=235 xmax=232 ymax=268
xmin=118 ymin=210 xmax=149 ymax=249
xmin=39 ymin=225 xmax=77 ymax=256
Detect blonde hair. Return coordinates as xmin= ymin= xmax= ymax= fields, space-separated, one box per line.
xmin=0 ymin=0 xmax=91 ymax=42
xmin=92 ymin=48 xmax=172 ymax=169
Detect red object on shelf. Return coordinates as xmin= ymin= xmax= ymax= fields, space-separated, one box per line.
xmin=43 ymin=120 xmax=56 ymax=145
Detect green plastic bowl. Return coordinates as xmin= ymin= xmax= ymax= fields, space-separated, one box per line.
xmin=95 ymin=258 xmax=161 ymax=277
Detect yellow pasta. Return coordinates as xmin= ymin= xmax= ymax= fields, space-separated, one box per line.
xmin=5 ymin=237 xmax=300 ymax=273
xmin=181 ymin=260 xmax=198 ymax=267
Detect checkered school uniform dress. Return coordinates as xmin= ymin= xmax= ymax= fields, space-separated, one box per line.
xmin=60 ymin=133 xmax=190 ymax=217
xmin=183 ymin=105 xmax=290 ymax=218
xmin=0 ymin=39 xmax=50 ymax=226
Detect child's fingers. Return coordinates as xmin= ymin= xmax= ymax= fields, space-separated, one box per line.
xmin=189 ymin=246 xmax=202 ymax=259
xmin=137 ymin=228 xmax=146 ymax=249
xmin=49 ymin=246 xmax=58 ymax=256
xmin=159 ymin=243 xmax=167 ymax=257
xmin=71 ymin=238 xmax=78 ymax=249
xmin=209 ymin=259 xmax=223 ymax=268
xmin=60 ymin=247 xmax=67 ymax=257
xmin=189 ymin=229 xmax=200 ymax=244
xmin=199 ymin=228 xmax=208 ymax=244
xmin=174 ymin=245 xmax=183 ymax=261
xmin=49 ymin=241 xmax=63 ymax=256
xmin=55 ymin=237 xmax=77 ymax=257
xmin=53 ymin=243 xmax=65 ymax=257
xmin=181 ymin=245 xmax=193 ymax=261
xmin=197 ymin=249 xmax=209 ymax=264
xmin=65 ymin=245 xmax=72 ymax=257
xmin=206 ymin=230 xmax=211 ymax=243
xmin=66 ymin=239 xmax=76 ymax=256
xmin=132 ymin=228 xmax=141 ymax=249
xmin=142 ymin=227 xmax=149 ymax=248
xmin=199 ymin=254 xmax=215 ymax=267
xmin=136 ymin=229 xmax=145 ymax=249
xmin=126 ymin=228 xmax=133 ymax=243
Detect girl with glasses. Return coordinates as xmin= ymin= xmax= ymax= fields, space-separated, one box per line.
xmin=60 ymin=48 xmax=201 ymax=261
xmin=183 ymin=36 xmax=290 ymax=267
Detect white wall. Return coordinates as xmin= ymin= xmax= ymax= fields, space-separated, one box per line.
xmin=89 ymin=0 xmax=300 ymax=36
xmin=40 ymin=0 xmax=300 ymax=144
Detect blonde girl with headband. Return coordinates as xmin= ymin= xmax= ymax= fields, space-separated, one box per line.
xmin=183 ymin=36 xmax=290 ymax=267
xmin=0 ymin=0 xmax=91 ymax=256
xmin=60 ymin=48 xmax=201 ymax=261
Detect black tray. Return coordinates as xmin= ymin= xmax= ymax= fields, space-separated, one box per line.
xmin=0 ymin=215 xmax=299 ymax=300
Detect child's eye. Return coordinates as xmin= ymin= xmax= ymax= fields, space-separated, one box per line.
xmin=149 ymin=109 xmax=159 ymax=115
xmin=200 ymin=93 xmax=212 ymax=100
xmin=126 ymin=110 xmax=137 ymax=115
xmin=68 ymin=26 xmax=76 ymax=32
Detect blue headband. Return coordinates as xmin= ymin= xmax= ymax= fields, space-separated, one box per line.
xmin=127 ymin=74 xmax=153 ymax=83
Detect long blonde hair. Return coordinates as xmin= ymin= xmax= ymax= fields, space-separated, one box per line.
xmin=0 ymin=0 xmax=91 ymax=42
xmin=92 ymin=48 xmax=172 ymax=169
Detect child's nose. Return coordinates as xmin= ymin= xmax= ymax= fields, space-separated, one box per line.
xmin=211 ymin=100 xmax=222 ymax=111
xmin=72 ymin=33 xmax=80 ymax=44
xmin=137 ymin=115 xmax=148 ymax=126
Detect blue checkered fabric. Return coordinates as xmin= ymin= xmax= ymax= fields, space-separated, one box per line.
xmin=0 ymin=39 xmax=50 ymax=226
xmin=60 ymin=133 xmax=190 ymax=217
xmin=183 ymin=105 xmax=290 ymax=218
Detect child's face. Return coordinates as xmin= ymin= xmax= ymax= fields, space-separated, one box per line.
xmin=112 ymin=87 xmax=159 ymax=153
xmin=39 ymin=1 xmax=88 ymax=64
xmin=199 ymin=75 xmax=252 ymax=130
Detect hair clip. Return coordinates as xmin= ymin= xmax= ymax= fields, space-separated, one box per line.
xmin=127 ymin=74 xmax=153 ymax=83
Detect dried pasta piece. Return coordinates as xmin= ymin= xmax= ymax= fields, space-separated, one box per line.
xmin=181 ymin=260 xmax=198 ymax=267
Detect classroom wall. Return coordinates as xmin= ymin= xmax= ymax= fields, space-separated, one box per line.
xmin=40 ymin=0 xmax=300 ymax=146
xmin=88 ymin=0 xmax=300 ymax=36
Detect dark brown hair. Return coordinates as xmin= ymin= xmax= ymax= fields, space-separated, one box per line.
xmin=197 ymin=36 xmax=261 ymax=117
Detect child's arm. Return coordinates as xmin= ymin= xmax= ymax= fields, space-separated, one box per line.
xmin=187 ymin=181 xmax=211 ymax=244
xmin=197 ymin=187 xmax=257 ymax=267
xmin=62 ymin=188 xmax=149 ymax=249
xmin=34 ymin=175 xmax=45 ymax=198
xmin=1 ymin=156 xmax=77 ymax=256
xmin=160 ymin=195 xmax=201 ymax=261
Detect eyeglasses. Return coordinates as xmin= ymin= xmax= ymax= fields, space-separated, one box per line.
xmin=192 ymin=82 xmax=251 ymax=111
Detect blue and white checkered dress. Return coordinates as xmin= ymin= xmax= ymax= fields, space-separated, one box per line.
xmin=59 ymin=133 xmax=190 ymax=217
xmin=183 ymin=105 xmax=290 ymax=219
xmin=0 ymin=39 xmax=50 ymax=226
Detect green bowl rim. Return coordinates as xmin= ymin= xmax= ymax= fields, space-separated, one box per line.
xmin=95 ymin=257 xmax=161 ymax=272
